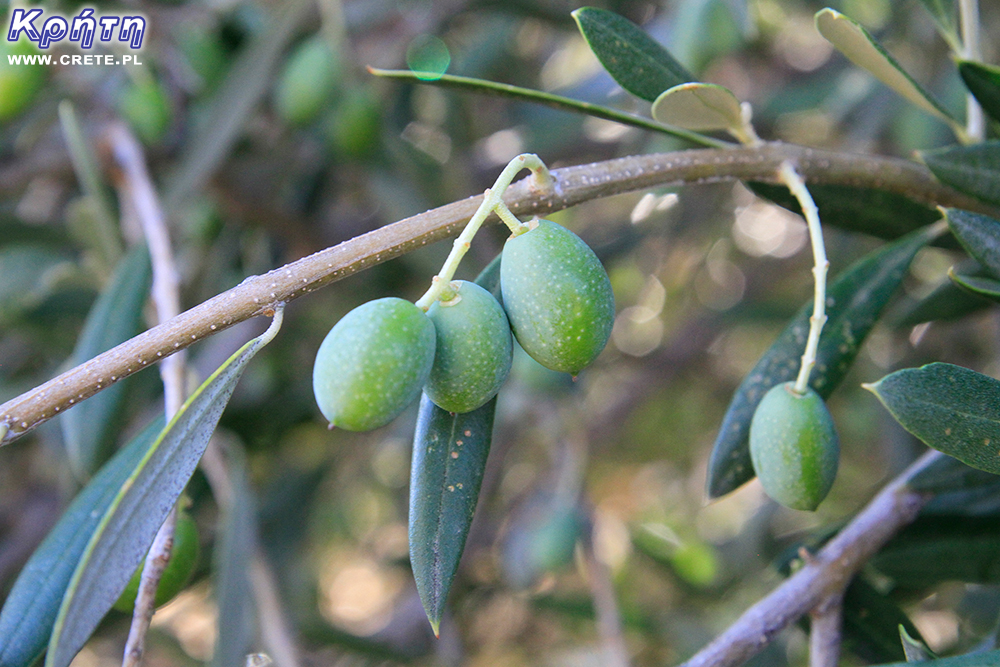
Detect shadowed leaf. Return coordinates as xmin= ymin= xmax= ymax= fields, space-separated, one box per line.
xmin=922 ymin=142 xmax=1000 ymax=206
xmin=959 ymin=60 xmax=1000 ymax=124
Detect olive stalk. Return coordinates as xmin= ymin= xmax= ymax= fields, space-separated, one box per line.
xmin=414 ymin=153 xmax=554 ymax=310
xmin=779 ymin=161 xmax=829 ymax=396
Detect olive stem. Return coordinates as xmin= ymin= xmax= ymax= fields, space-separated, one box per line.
xmin=415 ymin=153 xmax=552 ymax=310
xmin=779 ymin=161 xmax=828 ymax=396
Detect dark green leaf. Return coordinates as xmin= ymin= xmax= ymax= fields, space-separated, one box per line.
xmin=409 ymin=394 xmax=496 ymax=635
xmin=0 ymin=246 xmax=73 ymax=325
xmin=61 ymin=244 xmax=151 ymax=478
xmin=892 ymin=260 xmax=992 ymax=326
xmin=873 ymin=514 xmax=1000 ymax=586
xmin=0 ymin=418 xmax=162 ymax=667
xmin=946 ymin=208 xmax=1000 ymax=277
xmin=876 ymin=649 xmax=1000 ymax=667
xmin=45 ymin=311 xmax=283 ymax=667
xmin=571 ymin=7 xmax=694 ymax=102
xmin=922 ymin=142 xmax=1000 ymax=206
xmin=747 ymin=182 xmax=940 ymax=239
xmin=707 ymin=225 xmax=939 ymax=498
xmin=960 ymin=60 xmax=1000 ymax=124
xmin=865 ymin=362 xmax=1000 ymax=475
xmin=909 ymin=454 xmax=1000 ymax=494
xmin=842 ymin=577 xmax=925 ymax=663
xmin=368 ymin=69 xmax=725 ymax=148
xmin=950 ymin=270 xmax=1000 ymax=302
xmin=918 ymin=0 xmax=960 ymax=52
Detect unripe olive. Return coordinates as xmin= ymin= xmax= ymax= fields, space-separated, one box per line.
xmin=425 ymin=280 xmax=512 ymax=413
xmin=113 ymin=513 xmax=199 ymax=612
xmin=274 ymin=35 xmax=339 ymax=127
xmin=500 ymin=219 xmax=615 ymax=375
xmin=324 ymin=88 xmax=381 ymax=159
xmin=749 ymin=382 xmax=839 ymax=511
xmin=313 ymin=297 xmax=435 ymax=431
xmin=0 ymin=38 xmax=46 ymax=122
xmin=117 ymin=78 xmax=172 ymax=145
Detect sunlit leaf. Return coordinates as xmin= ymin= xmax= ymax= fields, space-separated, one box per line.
xmin=369 ymin=68 xmax=725 ymax=148
xmin=652 ymin=83 xmax=749 ymax=142
xmin=959 ymin=60 xmax=1000 ymax=124
xmin=865 ymin=362 xmax=1000 ymax=475
xmin=708 ymin=225 xmax=940 ymax=498
xmin=0 ymin=419 xmax=162 ymax=667
xmin=922 ymin=142 xmax=1000 ymax=207
xmin=61 ymin=244 xmax=151 ymax=478
xmin=815 ymin=8 xmax=958 ymax=125
xmin=45 ymin=310 xmax=283 ymax=667
xmin=571 ymin=7 xmax=694 ymax=102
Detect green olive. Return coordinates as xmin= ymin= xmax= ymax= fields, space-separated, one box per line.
xmin=749 ymin=382 xmax=839 ymax=511
xmin=117 ymin=77 xmax=172 ymax=145
xmin=500 ymin=219 xmax=615 ymax=375
xmin=313 ymin=297 xmax=436 ymax=431
xmin=425 ymin=280 xmax=512 ymax=413
xmin=113 ymin=512 xmax=199 ymax=612
xmin=0 ymin=38 xmax=47 ymax=122
xmin=324 ymin=88 xmax=381 ymax=159
xmin=274 ymin=35 xmax=340 ymax=127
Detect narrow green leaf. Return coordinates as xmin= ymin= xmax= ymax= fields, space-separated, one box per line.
xmin=45 ymin=310 xmax=283 ymax=667
xmin=873 ymin=514 xmax=1000 ymax=586
xmin=571 ymin=7 xmax=694 ymax=102
xmin=0 ymin=419 xmax=162 ymax=667
xmin=61 ymin=244 xmax=151 ymax=478
xmin=707 ymin=225 xmax=939 ymax=498
xmin=746 ymin=182 xmax=940 ymax=239
xmin=409 ymin=257 xmax=501 ymax=633
xmin=949 ymin=270 xmax=1000 ymax=302
xmin=892 ymin=260 xmax=992 ymax=326
xmin=959 ymin=60 xmax=1000 ymax=124
xmin=815 ymin=8 xmax=958 ymax=125
xmin=918 ymin=0 xmax=961 ymax=52
xmin=922 ymin=141 xmax=1000 ymax=206
xmin=945 ymin=208 xmax=1000 ymax=276
xmin=212 ymin=445 xmax=257 ymax=667
xmin=875 ymin=649 xmax=1000 ymax=667
xmin=865 ymin=362 xmax=1000 ymax=475
xmin=651 ymin=83 xmax=749 ymax=142
xmin=901 ymin=625 xmax=936 ymax=662
xmin=368 ymin=68 xmax=726 ymax=148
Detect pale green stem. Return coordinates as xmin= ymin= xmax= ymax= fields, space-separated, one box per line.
xmin=414 ymin=153 xmax=552 ymax=310
xmin=960 ymin=0 xmax=985 ymax=142
xmin=779 ymin=161 xmax=828 ymax=395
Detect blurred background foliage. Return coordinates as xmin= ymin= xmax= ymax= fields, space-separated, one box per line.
xmin=2 ymin=0 xmax=1000 ymax=665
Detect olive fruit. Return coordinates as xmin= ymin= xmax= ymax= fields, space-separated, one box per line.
xmin=425 ymin=280 xmax=512 ymax=413
xmin=0 ymin=38 xmax=46 ymax=122
xmin=500 ymin=219 xmax=615 ymax=375
xmin=274 ymin=35 xmax=339 ymax=127
xmin=114 ymin=512 xmax=199 ymax=612
xmin=749 ymin=382 xmax=839 ymax=511
xmin=117 ymin=77 xmax=172 ymax=145
xmin=313 ymin=297 xmax=435 ymax=431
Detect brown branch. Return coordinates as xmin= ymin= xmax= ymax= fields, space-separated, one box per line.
xmin=0 ymin=144 xmax=986 ymax=444
xmin=677 ymin=450 xmax=941 ymax=667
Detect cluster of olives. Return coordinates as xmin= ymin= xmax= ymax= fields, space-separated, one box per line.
xmin=312 ymin=218 xmax=615 ymax=431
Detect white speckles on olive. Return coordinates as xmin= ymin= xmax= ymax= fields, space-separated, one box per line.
xmin=426 ymin=281 xmax=512 ymax=413
xmin=313 ymin=297 xmax=435 ymax=431
xmin=501 ymin=219 xmax=614 ymax=374
xmin=749 ymin=382 xmax=839 ymax=512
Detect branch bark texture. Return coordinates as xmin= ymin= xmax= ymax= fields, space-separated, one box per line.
xmin=0 ymin=144 xmax=985 ymax=444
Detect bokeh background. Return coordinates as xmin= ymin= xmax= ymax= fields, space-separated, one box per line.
xmin=2 ymin=0 xmax=999 ymax=665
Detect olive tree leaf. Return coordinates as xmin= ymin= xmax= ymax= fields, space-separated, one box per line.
xmin=0 ymin=419 xmax=162 ymax=667
xmin=815 ymin=8 xmax=959 ymax=125
xmin=959 ymin=60 xmax=1000 ymax=124
xmin=840 ymin=578 xmax=926 ymax=664
xmin=44 ymin=309 xmax=283 ymax=667
xmin=865 ymin=362 xmax=1000 ymax=476
xmin=945 ymin=208 xmax=1000 ymax=276
xmin=61 ymin=244 xmax=151 ymax=479
xmin=949 ymin=270 xmax=1000 ymax=302
xmin=918 ymin=0 xmax=961 ymax=52
xmin=571 ymin=6 xmax=694 ymax=102
xmin=900 ymin=625 xmax=936 ymax=662
xmin=651 ymin=83 xmax=750 ymax=142
xmin=892 ymin=259 xmax=993 ymax=326
xmin=368 ymin=68 xmax=725 ymax=148
xmin=921 ymin=142 xmax=1000 ymax=206
xmin=878 ymin=650 xmax=1000 ymax=667
xmin=707 ymin=225 xmax=940 ymax=498
xmin=409 ymin=257 xmax=501 ymax=634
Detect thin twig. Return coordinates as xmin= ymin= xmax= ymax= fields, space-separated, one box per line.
xmin=582 ymin=518 xmax=630 ymax=667
xmin=0 ymin=144 xmax=989 ymax=444
xmin=809 ymin=594 xmax=844 ymax=667
xmin=678 ymin=449 xmax=941 ymax=667
xmin=107 ymin=124 xmax=187 ymax=667
xmin=960 ymin=0 xmax=985 ymax=142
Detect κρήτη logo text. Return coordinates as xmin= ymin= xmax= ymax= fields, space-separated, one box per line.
xmin=6 ymin=7 xmax=146 ymax=50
